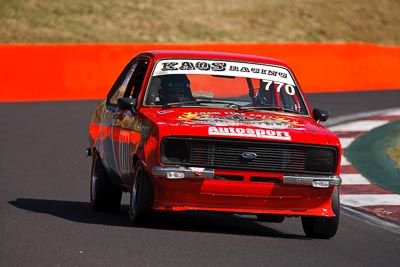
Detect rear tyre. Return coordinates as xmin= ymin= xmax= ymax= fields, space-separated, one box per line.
xmin=90 ymin=152 xmax=122 ymax=212
xmin=256 ymin=214 xmax=285 ymax=223
xmin=301 ymin=188 xmax=340 ymax=239
xmin=129 ymin=162 xmax=154 ymax=225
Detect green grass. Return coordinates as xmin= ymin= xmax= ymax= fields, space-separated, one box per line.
xmin=0 ymin=0 xmax=399 ymax=44
xmin=345 ymin=120 xmax=400 ymax=194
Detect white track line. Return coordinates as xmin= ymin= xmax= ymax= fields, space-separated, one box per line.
xmin=341 ymin=194 xmax=400 ymax=207
xmin=340 ymin=155 xmax=352 ymax=166
xmin=339 ymin=138 xmax=355 ymax=149
xmin=341 ymin=173 xmax=371 ymax=185
xmin=329 ymin=120 xmax=389 ymax=132
xmin=384 ymin=109 xmax=400 ymax=116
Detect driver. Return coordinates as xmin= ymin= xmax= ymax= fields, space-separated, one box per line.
xmin=159 ymin=74 xmax=195 ymax=104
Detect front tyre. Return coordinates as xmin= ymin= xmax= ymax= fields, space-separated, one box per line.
xmin=129 ymin=162 xmax=154 ymax=224
xmin=90 ymin=152 xmax=122 ymax=212
xmin=301 ymin=188 xmax=340 ymax=239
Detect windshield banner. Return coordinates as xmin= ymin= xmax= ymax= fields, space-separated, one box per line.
xmin=153 ymin=59 xmax=295 ymax=85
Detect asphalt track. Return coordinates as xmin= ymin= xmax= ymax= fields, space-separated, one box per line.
xmin=1 ymin=90 xmax=400 ymax=266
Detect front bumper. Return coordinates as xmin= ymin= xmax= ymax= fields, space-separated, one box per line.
xmin=152 ymin=166 xmax=215 ymax=179
xmin=150 ymin=166 xmax=340 ymax=216
xmin=283 ymin=174 xmax=342 ymax=187
xmin=152 ymin=166 xmax=341 ymax=188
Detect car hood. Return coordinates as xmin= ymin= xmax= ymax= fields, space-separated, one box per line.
xmin=146 ymin=108 xmax=338 ymax=146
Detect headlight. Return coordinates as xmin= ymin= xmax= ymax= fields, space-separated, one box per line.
xmin=161 ymin=138 xmax=190 ymax=164
xmin=306 ymin=148 xmax=336 ymax=173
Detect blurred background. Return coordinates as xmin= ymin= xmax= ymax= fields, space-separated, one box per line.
xmin=1 ymin=0 xmax=399 ymax=45
xmin=1 ymin=1 xmax=400 ymax=266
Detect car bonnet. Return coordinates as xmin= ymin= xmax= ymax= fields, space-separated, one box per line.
xmin=147 ymin=108 xmax=336 ymax=146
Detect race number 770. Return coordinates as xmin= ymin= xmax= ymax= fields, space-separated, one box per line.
xmin=263 ymin=80 xmax=296 ymax=96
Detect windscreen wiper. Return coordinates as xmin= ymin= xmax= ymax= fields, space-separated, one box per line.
xmin=238 ymin=106 xmax=300 ymax=114
xmin=162 ymin=101 xmax=200 ymax=109
xmin=162 ymin=100 xmax=241 ymax=109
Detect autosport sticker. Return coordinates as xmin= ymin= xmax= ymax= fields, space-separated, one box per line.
xmin=177 ymin=111 xmax=304 ymax=129
xmin=153 ymin=59 xmax=295 ymax=85
xmin=208 ymin=126 xmax=291 ymax=141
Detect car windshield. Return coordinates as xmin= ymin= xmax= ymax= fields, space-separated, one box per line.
xmin=144 ymin=59 xmax=309 ymax=115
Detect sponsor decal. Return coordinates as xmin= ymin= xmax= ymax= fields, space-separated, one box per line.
xmin=153 ymin=59 xmax=295 ymax=85
xmin=177 ymin=111 xmax=304 ymax=129
xmin=208 ymin=126 xmax=291 ymax=141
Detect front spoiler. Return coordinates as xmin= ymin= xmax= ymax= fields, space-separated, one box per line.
xmin=152 ymin=166 xmax=341 ymax=188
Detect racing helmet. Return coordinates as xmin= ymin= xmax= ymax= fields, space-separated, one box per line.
xmin=159 ymin=74 xmax=194 ymax=104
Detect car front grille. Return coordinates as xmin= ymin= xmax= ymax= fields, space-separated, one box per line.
xmin=161 ymin=137 xmax=337 ymax=175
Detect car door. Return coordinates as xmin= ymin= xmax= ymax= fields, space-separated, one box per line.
xmin=101 ymin=57 xmax=148 ymax=188
xmin=111 ymin=58 xmax=150 ymax=188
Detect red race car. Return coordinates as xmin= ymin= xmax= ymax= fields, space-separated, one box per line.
xmin=87 ymin=50 xmax=342 ymax=238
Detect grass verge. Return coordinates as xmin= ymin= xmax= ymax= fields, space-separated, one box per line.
xmin=0 ymin=0 xmax=399 ymax=44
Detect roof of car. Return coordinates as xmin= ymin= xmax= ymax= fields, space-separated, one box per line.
xmin=137 ymin=50 xmax=290 ymax=68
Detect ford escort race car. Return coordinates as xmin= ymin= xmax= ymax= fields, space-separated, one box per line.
xmin=87 ymin=50 xmax=342 ymax=239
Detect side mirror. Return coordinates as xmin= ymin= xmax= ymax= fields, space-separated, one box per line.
xmin=117 ymin=98 xmax=137 ymax=113
xmin=313 ymin=108 xmax=330 ymax=122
